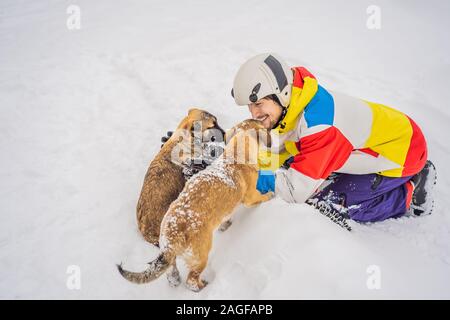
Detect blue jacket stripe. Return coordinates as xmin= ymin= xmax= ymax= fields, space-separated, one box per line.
xmin=304 ymin=85 xmax=335 ymax=128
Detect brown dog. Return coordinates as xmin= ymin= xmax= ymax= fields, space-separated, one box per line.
xmin=136 ymin=108 xmax=224 ymax=247
xmin=119 ymin=119 xmax=273 ymax=291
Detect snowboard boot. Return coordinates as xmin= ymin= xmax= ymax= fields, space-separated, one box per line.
xmin=409 ymin=160 xmax=437 ymax=216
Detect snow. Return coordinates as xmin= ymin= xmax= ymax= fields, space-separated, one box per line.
xmin=1 ymin=0 xmax=450 ymax=299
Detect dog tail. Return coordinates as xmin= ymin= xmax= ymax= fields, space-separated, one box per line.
xmin=117 ymin=251 xmax=174 ymax=284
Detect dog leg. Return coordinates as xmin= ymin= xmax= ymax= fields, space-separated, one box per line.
xmin=219 ymin=219 xmax=232 ymax=232
xmin=243 ymin=190 xmax=274 ymax=207
xmin=166 ymin=262 xmax=181 ymax=287
xmin=186 ymin=266 xmax=208 ymax=292
xmin=185 ymin=237 xmax=211 ymax=292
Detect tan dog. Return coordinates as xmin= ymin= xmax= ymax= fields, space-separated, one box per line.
xmin=136 ymin=108 xmax=224 ymax=247
xmin=118 ymin=119 xmax=273 ymax=291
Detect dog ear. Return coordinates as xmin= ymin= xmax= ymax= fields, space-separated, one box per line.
xmin=188 ymin=108 xmax=199 ymax=115
xmin=178 ymin=108 xmax=200 ymax=131
xmin=177 ymin=116 xmax=192 ymax=131
xmin=224 ymin=128 xmax=237 ymax=144
xmin=250 ymin=120 xmax=271 ymax=148
xmin=258 ymin=128 xmax=271 ymax=148
xmin=265 ymin=130 xmax=272 ymax=148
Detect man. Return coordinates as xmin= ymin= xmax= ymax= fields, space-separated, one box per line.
xmin=231 ymin=53 xmax=436 ymax=222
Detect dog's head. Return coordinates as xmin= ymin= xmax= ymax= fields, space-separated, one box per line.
xmin=223 ymin=119 xmax=272 ymax=165
xmin=225 ymin=119 xmax=272 ymax=148
xmin=172 ymin=108 xmax=225 ymax=177
xmin=177 ymin=108 xmax=225 ymax=140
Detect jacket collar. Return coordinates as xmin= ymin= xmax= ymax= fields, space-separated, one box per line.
xmin=272 ymin=67 xmax=318 ymax=134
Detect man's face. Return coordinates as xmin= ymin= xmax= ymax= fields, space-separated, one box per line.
xmin=248 ymin=97 xmax=283 ymax=130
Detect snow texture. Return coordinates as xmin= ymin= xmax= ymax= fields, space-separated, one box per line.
xmin=1 ymin=0 xmax=450 ymax=299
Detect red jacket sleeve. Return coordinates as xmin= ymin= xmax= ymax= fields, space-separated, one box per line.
xmin=290 ymin=126 xmax=354 ymax=179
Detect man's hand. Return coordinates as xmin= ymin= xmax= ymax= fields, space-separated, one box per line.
xmin=256 ymin=170 xmax=275 ymax=194
xmin=160 ymin=131 xmax=173 ymax=148
xmin=258 ymin=149 xmax=293 ymax=171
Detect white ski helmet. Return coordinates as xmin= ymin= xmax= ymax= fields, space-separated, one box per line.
xmin=231 ymin=53 xmax=293 ymax=107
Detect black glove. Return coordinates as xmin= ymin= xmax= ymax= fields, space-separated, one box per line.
xmin=160 ymin=131 xmax=173 ymax=148
xmin=281 ymin=156 xmax=295 ymax=169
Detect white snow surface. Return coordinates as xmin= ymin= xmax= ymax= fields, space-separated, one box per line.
xmin=1 ymin=0 xmax=450 ymax=299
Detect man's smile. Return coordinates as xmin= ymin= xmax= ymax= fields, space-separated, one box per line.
xmin=255 ymin=114 xmax=269 ymax=122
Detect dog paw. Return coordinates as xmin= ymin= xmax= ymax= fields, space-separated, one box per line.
xmin=219 ymin=220 xmax=232 ymax=232
xmin=265 ymin=192 xmax=275 ymax=201
xmin=167 ymin=272 xmax=181 ymax=287
xmin=186 ymin=279 xmax=208 ymax=292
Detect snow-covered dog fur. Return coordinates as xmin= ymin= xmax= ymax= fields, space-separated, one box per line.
xmin=118 ymin=119 xmax=273 ymax=291
xmin=136 ymin=108 xmax=224 ymax=247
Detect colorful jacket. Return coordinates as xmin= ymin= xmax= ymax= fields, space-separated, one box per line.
xmin=264 ymin=67 xmax=427 ymax=204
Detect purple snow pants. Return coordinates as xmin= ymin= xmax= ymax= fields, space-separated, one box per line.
xmin=311 ymin=173 xmax=413 ymax=222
